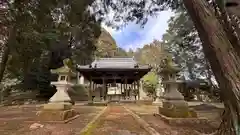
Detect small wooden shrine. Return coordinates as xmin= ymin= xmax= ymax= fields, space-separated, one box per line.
xmin=76 ymin=58 xmax=151 ymax=102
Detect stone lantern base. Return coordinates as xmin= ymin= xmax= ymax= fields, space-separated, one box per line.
xmin=37 ymin=104 xmax=77 ymax=122
xmin=36 ymin=82 xmax=79 ymax=122
xmin=158 ymin=100 xmax=197 ymax=118
xmin=158 ymin=81 xmax=197 ymax=118
xmin=152 ymin=97 xmax=163 ymax=107
xmin=37 ymin=103 xmax=78 ymax=122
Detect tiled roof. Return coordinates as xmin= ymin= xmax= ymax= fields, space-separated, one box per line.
xmin=91 ymin=58 xmax=137 ymax=68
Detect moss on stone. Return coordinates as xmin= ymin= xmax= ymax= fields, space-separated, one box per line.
xmin=37 ymin=109 xmax=76 ymax=121
xmin=189 ymin=109 xmax=198 ymax=117
xmin=159 ymin=106 xmax=197 ymax=118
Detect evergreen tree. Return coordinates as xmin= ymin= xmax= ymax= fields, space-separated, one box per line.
xmin=97 ymin=0 xmax=240 ymax=133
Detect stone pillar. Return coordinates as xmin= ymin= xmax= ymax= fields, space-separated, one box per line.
xmin=139 ymin=80 xmax=148 ymax=100
xmin=79 ymin=75 xmax=84 ymax=85
xmin=77 ymin=72 xmax=84 ymax=85
xmin=153 ymin=77 xmax=164 ymax=106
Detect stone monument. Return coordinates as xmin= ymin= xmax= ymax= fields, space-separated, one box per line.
xmin=139 ymin=80 xmax=149 ymax=100
xmin=37 ymin=59 xmax=78 ymax=122
xmin=158 ymin=57 xmax=197 ymax=118
xmin=152 ymin=77 xmax=164 ymax=107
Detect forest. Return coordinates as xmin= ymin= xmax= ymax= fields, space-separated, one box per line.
xmin=0 ymin=0 xmax=240 ymax=134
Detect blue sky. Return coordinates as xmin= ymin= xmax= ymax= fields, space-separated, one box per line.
xmin=102 ymin=10 xmax=174 ymax=51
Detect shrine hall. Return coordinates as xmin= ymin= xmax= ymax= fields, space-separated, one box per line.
xmin=76 ymin=58 xmax=151 ymax=102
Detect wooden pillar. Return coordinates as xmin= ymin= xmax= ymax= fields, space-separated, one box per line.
xmin=99 ymin=81 xmax=102 ymax=100
xmin=120 ymin=82 xmax=123 ymax=100
xmin=89 ymin=76 xmax=93 ymax=102
xmin=137 ymin=80 xmax=140 ymax=100
xmin=102 ymin=77 xmax=106 ymax=101
xmin=125 ymin=78 xmax=128 ymax=99
xmin=114 ymin=77 xmax=116 ymax=94
xmin=77 ymin=72 xmax=80 ymax=84
xmin=93 ymin=82 xmax=96 ymax=101
xmin=121 ymin=83 xmax=122 ymax=92
xmin=105 ymin=82 xmax=108 ymax=101
xmin=131 ymin=81 xmax=135 ymax=100
xmin=131 ymin=81 xmax=134 ymax=99
xmin=113 ymin=76 xmax=118 ymax=101
xmin=93 ymin=82 xmax=95 ymax=91
xmin=132 ymin=81 xmax=134 ymax=90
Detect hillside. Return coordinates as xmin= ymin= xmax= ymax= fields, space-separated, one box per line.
xmin=98 ymin=28 xmax=117 ymax=46
xmin=96 ymin=28 xmax=128 ymax=57
xmin=95 ymin=28 xmax=117 ymax=57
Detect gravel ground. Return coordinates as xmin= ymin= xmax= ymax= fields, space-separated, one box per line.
xmin=0 ymin=105 xmax=104 ymax=135
xmin=0 ymin=103 xmax=222 ymax=135
xmin=124 ymin=104 xmax=222 ymax=135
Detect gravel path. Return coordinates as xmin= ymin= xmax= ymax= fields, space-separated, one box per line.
xmin=89 ymin=105 xmax=150 ymax=135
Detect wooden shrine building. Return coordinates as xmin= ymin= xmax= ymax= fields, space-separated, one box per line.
xmin=76 ymin=58 xmax=151 ymax=101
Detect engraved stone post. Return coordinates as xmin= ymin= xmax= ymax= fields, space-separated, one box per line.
xmin=139 ymin=80 xmax=148 ymax=100
xmin=153 ymin=77 xmax=164 ymax=107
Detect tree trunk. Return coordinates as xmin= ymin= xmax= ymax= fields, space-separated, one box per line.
xmin=0 ymin=26 xmax=17 ymax=83
xmin=0 ymin=45 xmax=9 ymax=83
xmin=205 ymin=59 xmax=214 ymax=95
xmin=183 ymin=0 xmax=240 ymax=134
xmin=214 ymin=5 xmax=240 ymax=57
xmin=186 ymin=61 xmax=195 ymax=80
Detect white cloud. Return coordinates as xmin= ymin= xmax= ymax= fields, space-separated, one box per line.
xmin=102 ymin=10 xmax=174 ymax=51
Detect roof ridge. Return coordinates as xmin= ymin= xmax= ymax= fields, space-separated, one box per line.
xmin=99 ymin=57 xmax=134 ymax=60
xmin=89 ymin=57 xmax=138 ymax=69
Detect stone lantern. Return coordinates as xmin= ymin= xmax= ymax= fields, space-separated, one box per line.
xmin=49 ymin=59 xmax=76 ymax=104
xmin=158 ymin=57 xmax=196 ymax=118
xmin=37 ymin=59 xmax=78 ymax=122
